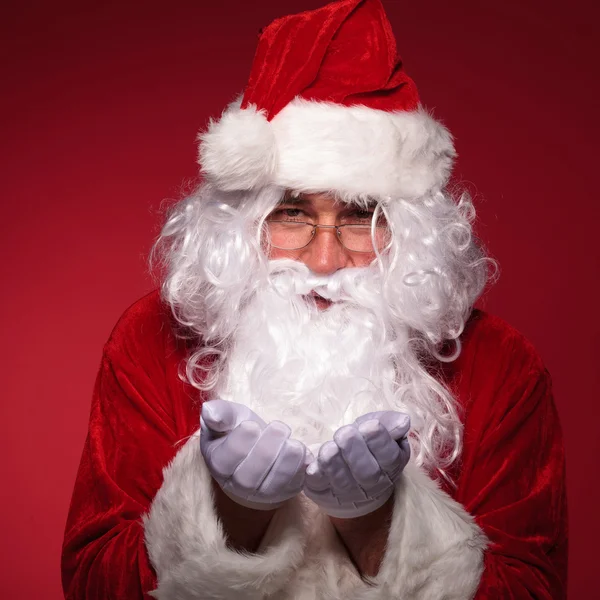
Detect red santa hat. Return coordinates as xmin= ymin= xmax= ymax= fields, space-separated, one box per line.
xmin=198 ymin=0 xmax=455 ymax=202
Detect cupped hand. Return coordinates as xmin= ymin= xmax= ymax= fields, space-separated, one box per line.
xmin=200 ymin=399 xmax=310 ymax=509
xmin=303 ymin=411 xmax=411 ymax=518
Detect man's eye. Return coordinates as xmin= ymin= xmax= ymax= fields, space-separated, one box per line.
xmin=346 ymin=210 xmax=374 ymax=222
xmin=270 ymin=208 xmax=305 ymax=221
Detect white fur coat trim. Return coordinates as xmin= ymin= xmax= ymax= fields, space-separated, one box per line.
xmin=199 ymin=97 xmax=456 ymax=202
xmin=361 ymin=461 xmax=489 ymax=599
xmin=143 ymin=431 xmax=307 ymax=600
xmin=143 ymin=432 xmax=488 ymax=599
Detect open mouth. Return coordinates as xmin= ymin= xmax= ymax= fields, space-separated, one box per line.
xmin=307 ymin=290 xmax=333 ymax=310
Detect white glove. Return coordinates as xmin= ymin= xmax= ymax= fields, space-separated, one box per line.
xmin=303 ymin=411 xmax=411 ymax=518
xmin=200 ymin=399 xmax=310 ymax=509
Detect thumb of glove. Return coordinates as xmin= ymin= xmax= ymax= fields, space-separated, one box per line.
xmin=201 ymin=399 xmax=267 ymax=435
xmin=201 ymin=399 xmax=239 ymax=434
xmin=355 ymin=411 xmax=411 ymax=441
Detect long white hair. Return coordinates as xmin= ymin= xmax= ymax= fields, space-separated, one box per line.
xmin=152 ymin=182 xmax=493 ymax=477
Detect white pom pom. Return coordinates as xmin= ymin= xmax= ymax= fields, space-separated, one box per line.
xmin=198 ymin=103 xmax=277 ymax=190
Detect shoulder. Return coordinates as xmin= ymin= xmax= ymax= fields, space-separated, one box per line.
xmin=448 ymin=309 xmax=553 ymax=426
xmin=102 ymin=290 xmax=188 ymax=369
xmin=93 ymin=292 xmax=202 ymax=447
xmin=449 ymin=313 xmax=565 ymax=527
xmin=457 ymin=309 xmax=547 ymax=381
xmin=104 ymin=290 xmax=168 ymax=350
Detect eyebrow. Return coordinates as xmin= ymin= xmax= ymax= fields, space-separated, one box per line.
xmin=280 ymin=194 xmax=310 ymax=206
xmin=279 ymin=193 xmax=379 ymax=210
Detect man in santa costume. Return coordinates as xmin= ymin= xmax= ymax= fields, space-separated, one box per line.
xmin=61 ymin=0 xmax=568 ymax=598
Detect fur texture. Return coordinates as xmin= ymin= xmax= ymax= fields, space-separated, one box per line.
xmin=199 ymin=103 xmax=277 ymax=192
xmin=143 ymin=432 xmax=307 ymax=599
xmin=143 ymin=433 xmax=487 ymax=599
xmin=359 ymin=460 xmax=489 ymax=599
xmin=199 ymin=98 xmax=455 ymax=201
xmin=215 ymin=260 xmax=462 ymax=471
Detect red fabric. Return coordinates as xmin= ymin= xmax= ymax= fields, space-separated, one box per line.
xmin=241 ymin=0 xmax=419 ymax=120
xmin=440 ymin=312 xmax=568 ymax=598
xmin=61 ymin=291 xmax=568 ymax=598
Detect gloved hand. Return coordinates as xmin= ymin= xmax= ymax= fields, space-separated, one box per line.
xmin=200 ymin=399 xmax=310 ymax=510
xmin=303 ymin=411 xmax=411 ymax=518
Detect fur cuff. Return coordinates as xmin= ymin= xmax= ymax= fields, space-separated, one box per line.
xmin=143 ymin=431 xmax=306 ymax=600
xmin=358 ymin=461 xmax=488 ymax=599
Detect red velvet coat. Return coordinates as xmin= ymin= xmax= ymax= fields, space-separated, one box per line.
xmin=61 ymin=291 xmax=568 ymax=598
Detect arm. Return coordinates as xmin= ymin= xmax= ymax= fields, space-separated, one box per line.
xmin=62 ymin=306 xmax=307 ymax=599
xmin=212 ymin=480 xmax=276 ymax=552
xmin=143 ymin=429 xmax=306 ymax=600
xmin=465 ymin=368 xmax=568 ymax=598
xmin=61 ymin=354 xmax=175 ymax=599
xmin=303 ymin=410 xmax=412 ymax=580
xmin=352 ymin=365 xmax=566 ymax=598
xmin=329 ymin=496 xmax=393 ymax=577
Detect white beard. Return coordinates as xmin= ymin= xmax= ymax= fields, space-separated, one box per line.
xmin=216 ymin=260 xmax=415 ymax=452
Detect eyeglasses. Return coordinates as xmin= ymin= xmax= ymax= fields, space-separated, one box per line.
xmin=264 ymin=219 xmax=390 ymax=253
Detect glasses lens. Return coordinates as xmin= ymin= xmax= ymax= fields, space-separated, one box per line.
xmin=267 ymin=221 xmax=314 ymax=250
xmin=339 ymin=225 xmax=390 ymax=252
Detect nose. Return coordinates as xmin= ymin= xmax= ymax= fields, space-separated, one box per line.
xmin=299 ymin=226 xmax=349 ymax=275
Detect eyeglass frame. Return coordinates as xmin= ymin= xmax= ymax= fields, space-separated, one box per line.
xmin=264 ymin=219 xmax=389 ymax=254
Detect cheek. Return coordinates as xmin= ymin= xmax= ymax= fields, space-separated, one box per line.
xmin=268 ymin=246 xmax=378 ymax=267
xmin=267 ymin=246 xmax=299 ymax=261
xmin=351 ymin=251 xmax=378 ymax=268
xmin=261 ymin=225 xmax=300 ymax=261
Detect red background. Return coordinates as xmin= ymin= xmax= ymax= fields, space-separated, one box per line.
xmin=2 ymin=0 xmax=598 ymax=597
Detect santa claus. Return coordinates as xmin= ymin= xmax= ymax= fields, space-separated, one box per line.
xmin=61 ymin=0 xmax=568 ymax=598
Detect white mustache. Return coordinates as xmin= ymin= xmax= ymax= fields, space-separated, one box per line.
xmin=267 ymin=259 xmax=380 ymax=302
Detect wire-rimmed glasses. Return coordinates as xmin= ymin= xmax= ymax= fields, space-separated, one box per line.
xmin=265 ymin=219 xmax=390 ymax=253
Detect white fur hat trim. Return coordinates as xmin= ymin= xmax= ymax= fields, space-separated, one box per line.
xmin=198 ymin=97 xmax=455 ymax=201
